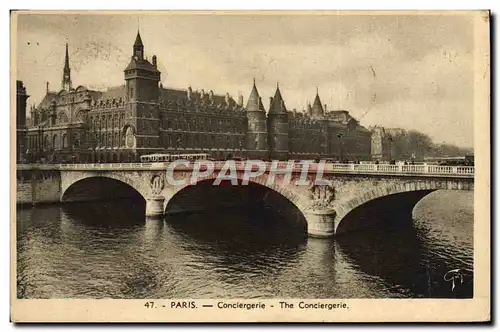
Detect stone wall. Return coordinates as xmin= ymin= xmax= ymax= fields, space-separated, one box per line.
xmin=16 ymin=169 xmax=61 ymax=205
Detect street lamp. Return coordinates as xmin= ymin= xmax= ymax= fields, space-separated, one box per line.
xmin=337 ymin=132 xmax=344 ymax=162
xmin=387 ymin=135 xmax=393 ymax=163
xmin=37 ymin=126 xmax=44 ymax=163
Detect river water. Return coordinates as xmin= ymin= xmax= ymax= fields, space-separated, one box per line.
xmin=16 ymin=190 xmax=473 ymax=299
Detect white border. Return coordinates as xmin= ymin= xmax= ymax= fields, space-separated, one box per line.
xmin=3 ymin=1 xmax=496 ymax=330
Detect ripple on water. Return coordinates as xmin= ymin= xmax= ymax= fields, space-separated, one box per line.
xmin=17 ymin=190 xmax=473 ymax=298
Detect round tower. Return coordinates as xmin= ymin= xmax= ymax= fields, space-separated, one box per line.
xmin=267 ymin=83 xmax=289 ymax=160
xmin=245 ymin=79 xmax=268 ymax=159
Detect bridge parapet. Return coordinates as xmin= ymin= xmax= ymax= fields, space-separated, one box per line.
xmin=17 ymin=162 xmax=474 ymax=237
xmin=18 ymin=162 xmax=475 ymax=178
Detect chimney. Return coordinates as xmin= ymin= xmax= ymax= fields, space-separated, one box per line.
xmin=152 ymin=55 xmax=157 ymax=67
xmin=238 ymin=93 xmax=243 ymax=107
xmin=46 ymin=82 xmax=49 ymax=93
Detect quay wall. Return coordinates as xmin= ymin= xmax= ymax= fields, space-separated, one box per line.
xmin=16 ymin=169 xmax=61 ymax=205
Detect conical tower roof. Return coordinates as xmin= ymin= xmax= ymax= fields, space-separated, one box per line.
xmin=269 ymin=83 xmax=286 ymax=114
xmin=134 ymin=30 xmax=143 ymax=46
xmin=311 ymin=90 xmax=324 ymax=118
xmin=246 ymin=79 xmax=261 ymax=112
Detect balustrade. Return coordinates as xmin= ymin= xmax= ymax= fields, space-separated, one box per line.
xmin=21 ymin=162 xmax=474 ymax=177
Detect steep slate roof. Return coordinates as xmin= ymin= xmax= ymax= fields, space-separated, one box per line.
xmin=134 ymin=31 xmax=143 ymax=46
xmin=124 ymin=58 xmax=159 ymax=72
xmin=311 ymin=92 xmax=324 ymax=117
xmin=268 ymin=85 xmax=287 ymax=114
xmin=159 ymin=87 xmax=237 ymax=107
xmin=36 ymin=92 xmax=58 ymax=109
xmin=246 ymin=80 xmax=261 ymax=112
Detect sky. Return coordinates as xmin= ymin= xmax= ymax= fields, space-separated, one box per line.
xmin=15 ymin=12 xmax=474 ymax=148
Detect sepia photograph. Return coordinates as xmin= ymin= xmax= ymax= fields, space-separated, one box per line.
xmin=11 ymin=10 xmax=490 ymax=322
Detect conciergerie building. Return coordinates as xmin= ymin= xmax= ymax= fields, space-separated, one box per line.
xmin=20 ymin=31 xmax=373 ymax=163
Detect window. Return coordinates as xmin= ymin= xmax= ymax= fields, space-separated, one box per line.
xmin=62 ymin=134 xmax=68 ymax=149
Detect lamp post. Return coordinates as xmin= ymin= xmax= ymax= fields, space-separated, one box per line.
xmin=387 ymin=135 xmax=393 ymax=163
xmin=337 ymin=132 xmax=344 ymax=162
xmin=37 ymin=126 xmax=44 ymax=163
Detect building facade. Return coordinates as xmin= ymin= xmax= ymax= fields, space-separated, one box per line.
xmin=23 ymin=32 xmax=373 ymax=163
xmin=370 ymin=125 xmax=392 ymax=161
xmin=16 ymin=80 xmax=29 ymax=163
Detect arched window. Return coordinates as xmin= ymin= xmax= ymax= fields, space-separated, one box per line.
xmin=62 ymin=134 xmax=68 ymax=149
xmin=52 ymin=134 xmax=58 ymax=150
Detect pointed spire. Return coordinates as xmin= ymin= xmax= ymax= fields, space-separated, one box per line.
xmin=246 ymin=79 xmax=262 ymax=112
xmin=269 ymin=83 xmax=286 ymax=114
xmin=312 ymin=88 xmax=324 ymax=118
xmin=134 ymin=29 xmax=143 ymax=46
xmin=64 ymin=43 xmax=70 ymax=70
xmin=132 ymin=30 xmax=144 ymax=60
xmin=273 ymin=84 xmax=283 ymax=103
xmin=61 ymin=43 xmax=71 ymax=91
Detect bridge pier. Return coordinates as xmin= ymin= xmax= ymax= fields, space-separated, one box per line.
xmin=304 ymin=208 xmax=336 ymax=238
xmin=145 ymin=196 xmax=165 ymax=218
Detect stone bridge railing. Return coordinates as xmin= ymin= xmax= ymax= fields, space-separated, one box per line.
xmin=17 ymin=162 xmax=475 ymax=178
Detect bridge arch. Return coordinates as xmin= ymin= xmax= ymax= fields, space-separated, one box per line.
xmin=334 ymin=179 xmax=471 ymax=235
xmin=61 ymin=173 xmax=148 ymax=203
xmin=166 ymin=173 xmax=309 ymax=213
xmin=164 ymin=176 xmax=309 ymax=231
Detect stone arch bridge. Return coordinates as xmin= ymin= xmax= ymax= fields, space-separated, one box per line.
xmin=17 ymin=162 xmax=474 ymax=237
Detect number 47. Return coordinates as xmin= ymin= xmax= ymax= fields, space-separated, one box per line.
xmin=144 ymin=301 xmax=155 ymax=308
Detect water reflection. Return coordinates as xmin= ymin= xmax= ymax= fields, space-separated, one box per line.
xmin=336 ymin=222 xmax=473 ymax=298
xmin=16 ymin=190 xmax=473 ymax=299
xmin=165 ymin=208 xmax=308 ymax=279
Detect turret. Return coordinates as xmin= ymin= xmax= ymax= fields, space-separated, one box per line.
xmin=311 ymin=88 xmax=324 ymax=119
xmin=244 ymin=79 xmax=268 ymax=158
xmin=133 ymin=30 xmax=144 ymax=60
xmin=267 ymin=82 xmax=289 ymax=160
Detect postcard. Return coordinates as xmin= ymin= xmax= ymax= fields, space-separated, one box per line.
xmin=11 ymin=10 xmax=490 ymax=323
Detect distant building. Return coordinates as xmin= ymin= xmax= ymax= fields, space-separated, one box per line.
xmin=370 ymin=126 xmax=392 ymax=161
xmin=23 ymin=31 xmax=373 ymax=163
